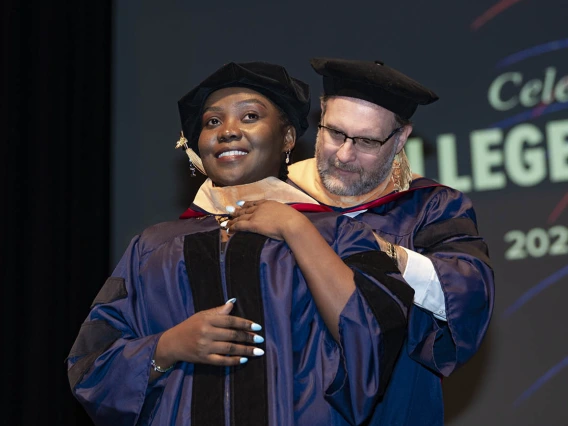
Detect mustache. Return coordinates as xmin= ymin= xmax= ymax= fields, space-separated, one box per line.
xmin=331 ymin=158 xmax=361 ymax=174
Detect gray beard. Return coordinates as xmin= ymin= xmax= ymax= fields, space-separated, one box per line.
xmin=315 ymin=142 xmax=395 ymax=197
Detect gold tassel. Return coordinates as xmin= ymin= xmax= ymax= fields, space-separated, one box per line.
xmin=391 ymin=148 xmax=412 ymax=191
xmin=185 ymin=147 xmax=207 ymax=176
xmin=175 ymin=131 xmax=207 ymax=176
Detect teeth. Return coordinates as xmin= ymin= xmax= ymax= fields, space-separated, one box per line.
xmin=218 ymin=150 xmax=248 ymax=158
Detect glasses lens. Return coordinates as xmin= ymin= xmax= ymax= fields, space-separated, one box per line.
xmin=352 ymin=138 xmax=382 ymax=154
xmin=324 ymin=127 xmax=345 ymax=144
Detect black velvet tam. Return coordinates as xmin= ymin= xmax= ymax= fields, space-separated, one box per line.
xmin=310 ymin=57 xmax=439 ymax=119
xmin=178 ymin=62 xmax=311 ymax=151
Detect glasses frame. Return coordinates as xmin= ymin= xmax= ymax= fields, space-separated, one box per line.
xmin=317 ymin=123 xmax=403 ymax=153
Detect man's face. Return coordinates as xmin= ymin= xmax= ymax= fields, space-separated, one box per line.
xmin=315 ymin=96 xmax=406 ymax=196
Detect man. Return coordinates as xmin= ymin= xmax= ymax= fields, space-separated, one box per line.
xmin=287 ymin=58 xmax=495 ymax=425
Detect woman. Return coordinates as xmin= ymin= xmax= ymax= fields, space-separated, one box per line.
xmin=67 ymin=62 xmax=413 ymax=426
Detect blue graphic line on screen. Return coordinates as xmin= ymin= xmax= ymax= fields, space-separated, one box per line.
xmin=470 ymin=0 xmax=524 ymax=31
xmin=496 ymin=38 xmax=568 ymax=69
xmin=513 ymin=355 xmax=568 ymax=407
xmin=502 ymin=264 xmax=568 ymax=318
xmin=489 ymin=101 xmax=568 ymax=129
xmin=548 ymin=193 xmax=568 ymax=224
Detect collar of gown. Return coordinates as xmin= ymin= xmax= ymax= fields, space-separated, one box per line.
xmin=189 ymin=176 xmax=321 ymax=216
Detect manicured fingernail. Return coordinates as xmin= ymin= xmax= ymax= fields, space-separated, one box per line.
xmin=226 ymin=227 xmax=230 ymax=235
xmin=236 ymin=200 xmax=245 ymax=207
xmin=225 ymin=298 xmax=237 ymax=304
xmin=251 ymin=323 xmax=262 ymax=331
xmin=240 ymin=357 xmax=248 ymax=364
xmin=253 ymin=335 xmax=264 ymax=343
xmin=219 ymin=220 xmax=228 ymax=228
xmin=253 ymin=348 xmax=265 ymax=356
xmin=226 ymin=205 xmax=235 ymax=213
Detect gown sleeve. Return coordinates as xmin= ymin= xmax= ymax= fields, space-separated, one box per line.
xmin=406 ymin=187 xmax=495 ymax=376
xmin=319 ymin=215 xmax=415 ymax=424
xmin=66 ymin=236 xmax=165 ymax=425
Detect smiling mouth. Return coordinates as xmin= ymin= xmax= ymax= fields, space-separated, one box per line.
xmin=217 ymin=150 xmax=248 ymax=158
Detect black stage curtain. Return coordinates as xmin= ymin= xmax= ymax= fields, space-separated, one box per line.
xmin=2 ymin=2 xmax=111 ymax=425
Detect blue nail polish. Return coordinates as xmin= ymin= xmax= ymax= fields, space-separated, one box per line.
xmin=253 ymin=335 xmax=264 ymax=343
xmin=226 ymin=205 xmax=236 ymax=213
xmin=225 ymin=298 xmax=237 ymax=304
xmin=236 ymin=200 xmax=245 ymax=207
xmin=253 ymin=348 xmax=265 ymax=356
xmin=240 ymin=357 xmax=248 ymax=364
xmin=251 ymin=323 xmax=262 ymax=331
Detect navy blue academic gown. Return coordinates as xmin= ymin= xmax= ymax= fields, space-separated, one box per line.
xmin=67 ymin=206 xmax=414 ymax=425
xmin=288 ymin=170 xmax=495 ymax=425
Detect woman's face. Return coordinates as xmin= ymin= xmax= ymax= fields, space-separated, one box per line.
xmin=198 ymin=87 xmax=294 ymax=187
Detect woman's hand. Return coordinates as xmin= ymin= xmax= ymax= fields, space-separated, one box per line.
xmin=226 ymin=200 xmax=308 ymax=241
xmin=229 ymin=199 xmax=355 ymax=342
xmin=152 ymin=300 xmax=264 ymax=375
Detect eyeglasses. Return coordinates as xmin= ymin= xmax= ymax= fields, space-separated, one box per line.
xmin=317 ymin=124 xmax=402 ymax=154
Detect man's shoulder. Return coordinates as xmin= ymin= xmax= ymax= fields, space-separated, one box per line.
xmin=384 ymin=178 xmax=477 ymax=226
xmin=360 ymin=178 xmax=473 ymax=220
xmin=408 ymin=177 xmax=468 ymax=200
